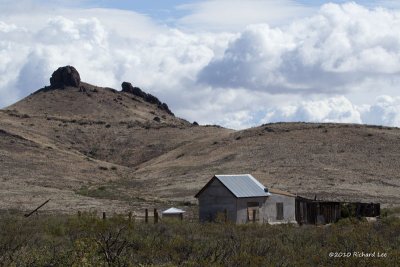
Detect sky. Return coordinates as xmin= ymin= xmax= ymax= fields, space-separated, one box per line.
xmin=1 ymin=1 xmax=400 ymax=129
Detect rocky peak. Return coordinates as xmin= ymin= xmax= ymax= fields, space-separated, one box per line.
xmin=121 ymin=82 xmax=146 ymax=98
xmin=121 ymin=82 xmax=174 ymax=116
xmin=50 ymin=66 xmax=81 ymax=89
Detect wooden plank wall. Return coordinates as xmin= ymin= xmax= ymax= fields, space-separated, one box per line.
xmin=295 ymin=197 xmax=380 ymax=225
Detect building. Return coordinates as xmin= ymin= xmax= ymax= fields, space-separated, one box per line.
xmin=195 ymin=174 xmax=297 ymax=224
xmin=295 ymin=197 xmax=341 ymax=225
xmin=295 ymin=197 xmax=381 ymax=225
xmin=162 ymin=207 xmax=185 ymax=220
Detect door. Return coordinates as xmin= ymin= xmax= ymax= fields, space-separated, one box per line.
xmin=247 ymin=202 xmax=260 ymax=222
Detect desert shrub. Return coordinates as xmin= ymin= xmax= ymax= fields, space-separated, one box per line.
xmin=0 ymin=213 xmax=399 ymax=266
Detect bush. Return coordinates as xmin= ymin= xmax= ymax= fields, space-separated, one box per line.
xmin=0 ymin=213 xmax=398 ymax=266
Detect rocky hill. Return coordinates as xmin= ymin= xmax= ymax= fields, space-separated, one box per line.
xmin=1 ymin=66 xmax=399 ymax=215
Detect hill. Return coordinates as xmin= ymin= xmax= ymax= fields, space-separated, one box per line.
xmin=0 ymin=66 xmax=399 ymax=215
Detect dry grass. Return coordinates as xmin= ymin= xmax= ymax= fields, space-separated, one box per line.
xmin=0 ymin=83 xmax=400 ymax=214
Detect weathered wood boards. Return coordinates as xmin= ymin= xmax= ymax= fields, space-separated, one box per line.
xmin=295 ymin=197 xmax=380 ymax=225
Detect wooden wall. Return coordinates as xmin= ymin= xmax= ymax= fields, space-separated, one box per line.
xmin=296 ymin=197 xmax=381 ymax=225
xmin=197 ymin=178 xmax=237 ymax=222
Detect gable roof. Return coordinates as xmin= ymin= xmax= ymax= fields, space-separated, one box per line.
xmin=195 ymin=174 xmax=271 ymax=198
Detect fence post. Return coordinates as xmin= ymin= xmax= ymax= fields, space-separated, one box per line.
xmin=128 ymin=212 xmax=132 ymax=222
xmin=154 ymin=208 xmax=158 ymax=224
xmin=252 ymin=210 xmax=256 ymax=223
xmin=24 ymin=199 xmax=51 ymax=218
xmin=145 ymin=209 xmax=148 ymax=223
xmin=103 ymin=212 xmax=106 ymax=220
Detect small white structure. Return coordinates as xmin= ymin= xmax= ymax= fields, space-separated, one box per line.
xmin=162 ymin=207 xmax=185 ymax=220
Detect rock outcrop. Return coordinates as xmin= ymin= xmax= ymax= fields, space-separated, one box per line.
xmin=121 ymin=82 xmax=146 ymax=98
xmin=50 ymin=66 xmax=81 ymax=88
xmin=121 ymin=82 xmax=174 ymax=116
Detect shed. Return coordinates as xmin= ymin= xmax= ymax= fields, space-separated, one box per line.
xmin=295 ymin=197 xmax=381 ymax=225
xmin=295 ymin=197 xmax=341 ymax=225
xmin=162 ymin=207 xmax=185 ymax=220
xmin=195 ymin=174 xmax=296 ymax=224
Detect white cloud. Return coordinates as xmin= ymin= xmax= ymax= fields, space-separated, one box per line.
xmin=177 ymin=0 xmax=313 ymax=31
xmin=362 ymin=95 xmax=400 ymax=126
xmin=263 ymin=96 xmax=363 ymax=124
xmin=198 ymin=3 xmax=400 ymax=95
xmin=1 ymin=2 xmax=400 ymax=130
xmin=262 ymin=95 xmax=400 ymax=128
xmin=0 ymin=4 xmax=164 ymax=40
xmin=0 ymin=12 xmax=234 ymax=111
xmin=37 ymin=17 xmax=108 ymax=47
xmin=0 ymin=21 xmax=32 ymax=106
xmin=175 ymin=87 xmax=272 ymax=129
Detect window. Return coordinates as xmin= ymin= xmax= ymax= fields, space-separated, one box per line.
xmin=276 ymin=203 xmax=284 ymax=220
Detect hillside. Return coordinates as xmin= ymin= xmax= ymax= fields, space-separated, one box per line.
xmin=1 ymin=66 xmax=399 ymax=215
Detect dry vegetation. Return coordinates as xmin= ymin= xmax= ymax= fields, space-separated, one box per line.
xmin=0 ymin=211 xmax=399 ymax=266
xmin=0 ymin=79 xmax=399 ymax=215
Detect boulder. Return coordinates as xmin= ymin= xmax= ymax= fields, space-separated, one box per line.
xmin=121 ymin=82 xmax=174 ymax=116
xmin=50 ymin=66 xmax=81 ymax=88
xmin=160 ymin=103 xmax=174 ymax=116
xmin=145 ymin=93 xmax=161 ymax=105
xmin=121 ymin=82 xmax=146 ymax=98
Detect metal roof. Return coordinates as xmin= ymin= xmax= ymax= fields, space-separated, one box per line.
xmin=214 ymin=174 xmax=271 ymax=198
xmin=162 ymin=207 xmax=185 ymax=214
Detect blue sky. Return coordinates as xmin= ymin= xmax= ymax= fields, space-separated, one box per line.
xmin=59 ymin=1 xmax=400 ymax=31
xmin=81 ymin=1 xmax=398 ymax=15
xmin=82 ymin=0 xmax=194 ymax=21
xmin=29 ymin=1 xmax=400 ymax=27
xmin=1 ymin=0 xmax=400 ymax=129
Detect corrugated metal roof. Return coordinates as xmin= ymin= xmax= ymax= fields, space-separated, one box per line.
xmin=215 ymin=174 xmax=271 ymax=198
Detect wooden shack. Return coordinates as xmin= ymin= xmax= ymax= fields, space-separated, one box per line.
xmin=295 ymin=197 xmax=381 ymax=225
xmin=195 ymin=174 xmax=297 ymax=224
xmin=295 ymin=197 xmax=341 ymax=225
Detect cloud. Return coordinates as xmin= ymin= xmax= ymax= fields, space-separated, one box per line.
xmin=263 ymin=95 xmax=400 ymax=128
xmin=1 ymin=2 xmax=400 ymax=130
xmin=0 ymin=3 xmax=164 ymax=39
xmin=0 ymin=12 xmax=233 ymax=111
xmin=0 ymin=21 xmax=32 ymax=106
xmin=198 ymin=3 xmax=400 ymax=95
xmin=361 ymin=95 xmax=400 ymax=126
xmin=37 ymin=16 xmax=108 ymax=47
xmin=177 ymin=0 xmax=313 ymax=31
xmin=175 ymin=87 xmax=273 ymax=129
xmin=263 ymin=96 xmax=362 ymax=124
